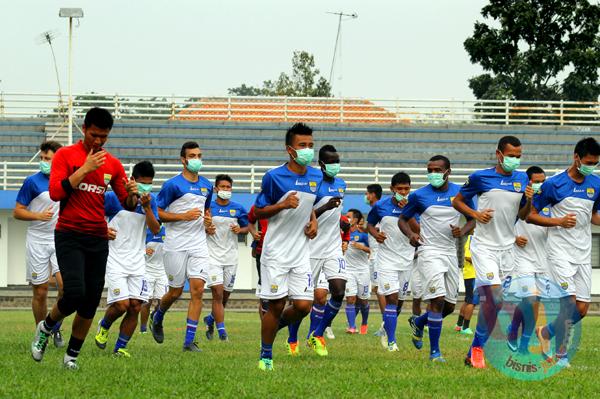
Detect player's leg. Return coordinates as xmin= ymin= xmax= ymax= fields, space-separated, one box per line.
xmin=139 ymin=299 xmax=152 ymax=333
xmin=183 ymin=275 xmax=206 ymax=351
xmin=222 ymin=264 xmax=236 ymax=308
xmin=31 ymin=283 xmax=49 ymax=325
xmin=96 ymin=272 xmax=130 ymax=348
xmin=49 ymin=250 xmax=65 ymax=345
xmin=258 ymin=262 xmax=289 ymax=369
xmin=307 ymin=287 xmax=327 ymax=339
xmin=312 ymin=258 xmax=346 ymax=340
xmin=150 ymin=251 xmax=186 ymax=343
xmin=112 ymin=275 xmax=148 ymax=356
xmin=204 ymin=264 xmax=230 ymax=340
xmin=209 ymin=283 xmax=227 ymax=341
xmin=294 ymin=259 xmax=323 ymax=344
xmin=357 ymin=271 xmax=371 ymax=334
xmin=345 ymin=295 xmax=358 ymax=333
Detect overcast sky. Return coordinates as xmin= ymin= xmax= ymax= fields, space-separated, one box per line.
xmin=1 ymin=0 xmax=488 ymax=99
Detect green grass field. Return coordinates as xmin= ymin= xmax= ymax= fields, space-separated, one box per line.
xmin=0 ymin=309 xmax=598 ymax=398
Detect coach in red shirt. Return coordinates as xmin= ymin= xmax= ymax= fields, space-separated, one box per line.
xmin=31 ymin=107 xmax=138 ymax=370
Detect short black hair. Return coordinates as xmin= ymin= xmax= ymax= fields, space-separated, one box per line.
xmin=366 ymin=184 xmax=383 ymax=199
xmin=40 ymin=141 xmax=62 ymax=153
xmin=429 ymin=155 xmax=451 ymax=170
xmin=574 ymin=137 xmax=600 ymax=159
xmin=497 ymin=136 xmax=521 ymax=152
xmin=180 ymin=141 xmax=200 ymax=158
xmin=391 ymin=172 xmax=411 ymax=186
xmin=526 ymin=166 xmax=545 ymax=179
xmin=348 ymin=208 xmax=363 ymax=222
xmin=83 ymin=107 xmax=113 ymax=130
xmin=215 ymin=174 xmax=233 ymax=186
xmin=285 ymin=123 xmax=313 ymax=146
xmin=132 ymin=161 xmax=155 ymax=179
xmin=319 ymin=144 xmax=338 ymax=161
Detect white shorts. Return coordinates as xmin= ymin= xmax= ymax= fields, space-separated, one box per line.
xmin=370 ymin=259 xmax=378 ymax=286
xmin=511 ymin=272 xmax=553 ymax=299
xmin=146 ymin=275 xmax=168 ymax=300
xmin=311 ymin=257 xmax=347 ymax=284
xmin=345 ymin=269 xmax=370 ymax=299
xmin=471 ymin=240 xmax=514 ymax=288
xmin=547 ymin=259 xmax=591 ymax=303
xmin=223 ymin=264 xmax=237 ymax=292
xmin=316 ymin=273 xmax=329 ymax=291
xmin=26 ymin=241 xmax=59 ymax=285
xmin=260 ymin=261 xmax=314 ymax=301
xmin=377 ymin=269 xmax=412 ymax=299
xmin=164 ymin=250 xmax=219 ymax=288
xmin=419 ymin=251 xmax=460 ymax=304
xmin=410 ymin=258 xmax=423 ymax=299
xmin=106 ymin=274 xmax=148 ymax=304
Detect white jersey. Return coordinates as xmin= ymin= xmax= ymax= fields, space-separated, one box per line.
xmin=105 ymin=192 xmax=159 ymax=275
xmin=145 ymin=226 xmax=166 ymax=279
xmin=207 ymin=200 xmax=249 ymax=266
xmin=460 ymin=167 xmax=529 ymax=250
xmin=534 ymin=170 xmax=600 ymax=264
xmin=156 ymin=173 xmax=213 ymax=254
xmin=309 ymin=177 xmax=346 ymax=259
xmin=367 ymin=196 xmax=414 ymax=271
xmin=345 ymin=230 xmax=370 ymax=271
xmin=15 ymin=172 xmax=59 ymax=243
xmin=255 ymin=164 xmax=323 ymax=266
xmin=513 ymin=208 xmax=550 ymax=273
xmin=368 ymin=225 xmax=380 ymax=262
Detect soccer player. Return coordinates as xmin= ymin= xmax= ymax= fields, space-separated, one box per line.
xmin=14 ymin=141 xmax=64 ymax=347
xmin=344 ymin=209 xmax=370 ymax=334
xmin=455 ymin=234 xmax=477 ymax=335
xmin=399 ymin=155 xmax=475 ymax=362
xmin=504 ymin=166 xmax=549 ymax=354
xmin=367 ymin=172 xmax=416 ymax=352
xmin=285 ymin=144 xmax=346 ymax=356
xmin=149 ymin=141 xmax=214 ymax=352
xmin=452 ymin=136 xmax=533 ymax=368
xmin=139 ymin=225 xmax=167 ymax=334
xmin=31 ymin=107 xmax=138 ymax=370
xmin=530 ymin=138 xmax=600 ymax=366
xmin=254 ymin=123 xmax=320 ymax=371
xmin=203 ymin=174 xmax=249 ymax=341
xmin=95 ymin=161 xmax=161 ymax=357
xmin=248 ymin=205 xmax=269 ymax=318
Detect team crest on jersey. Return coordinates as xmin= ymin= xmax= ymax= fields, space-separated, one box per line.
xmin=513 ymin=182 xmax=522 ymax=192
xmin=211 ymin=275 xmax=217 ymax=282
xmin=450 ymin=196 xmax=455 ymax=203
xmin=309 ymin=181 xmax=317 ymax=192
xmin=104 ymin=174 xmax=111 ymax=184
xmin=429 ymin=287 xmax=436 ymax=294
xmin=560 ymin=282 xmax=569 ymax=290
xmin=201 ymin=187 xmax=208 ymax=196
xmin=113 ymin=288 xmax=120 ymax=296
xmin=384 ymin=283 xmax=390 ymax=290
xmin=31 ymin=272 xmax=38 ymax=278
xmin=353 ymin=235 xmax=360 ymax=241
xmin=486 ymin=272 xmax=494 ymax=280
xmin=338 ymin=188 xmax=345 ymax=197
xmin=270 ymin=284 xmax=278 ymax=293
xmin=229 ymin=209 xmax=237 ymax=217
xmin=587 ymin=188 xmax=595 ymax=198
xmin=168 ymin=274 xmax=174 ymax=281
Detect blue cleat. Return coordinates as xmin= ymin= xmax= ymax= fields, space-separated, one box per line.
xmin=408 ymin=316 xmax=423 ymax=350
xmin=430 ymin=352 xmax=446 ymax=363
xmin=204 ymin=316 xmax=214 ymax=341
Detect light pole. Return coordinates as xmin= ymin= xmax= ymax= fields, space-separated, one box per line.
xmin=59 ymin=7 xmax=83 ymax=145
xmin=327 ymin=11 xmax=358 ymax=95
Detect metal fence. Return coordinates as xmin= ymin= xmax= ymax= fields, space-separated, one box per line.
xmin=0 ymin=92 xmax=599 ymax=126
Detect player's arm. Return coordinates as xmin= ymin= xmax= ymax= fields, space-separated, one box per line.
xmin=352 ymin=241 xmax=371 ymax=254
xmin=518 ymin=184 xmax=534 ymax=220
xmin=526 ymin=206 xmax=575 ymax=228
xmin=398 ymin=215 xmax=420 ymax=247
xmin=458 ymin=218 xmax=476 ymax=237
xmin=140 ymin=194 xmax=161 ymax=235
xmin=158 ymin=207 xmax=201 ymax=223
xmin=452 ymin=192 xmax=494 ymax=224
xmin=254 ymin=192 xmax=298 ymax=219
xmin=13 ymin=202 xmax=54 ymax=221
xmin=315 ymin=197 xmax=341 ymax=218
xmin=304 ymin=210 xmax=318 ymax=239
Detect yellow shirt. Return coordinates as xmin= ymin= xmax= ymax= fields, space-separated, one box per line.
xmin=463 ymin=235 xmax=475 ymax=280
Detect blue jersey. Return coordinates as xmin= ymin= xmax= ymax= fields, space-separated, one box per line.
xmin=367 ymin=196 xmax=413 ymax=271
xmin=459 ymin=167 xmax=529 ymax=250
xmin=403 ymin=182 xmax=473 ymax=254
xmin=533 ymin=170 xmax=600 ymax=264
xmin=255 ymin=164 xmax=323 ymax=266
xmin=345 ymin=230 xmax=370 ymax=271
xmin=157 ymin=173 xmax=213 ymax=254
xmin=16 ymin=172 xmax=58 ymax=242
xmin=310 ymin=177 xmax=347 ymax=259
xmin=208 ymin=200 xmax=249 ymax=266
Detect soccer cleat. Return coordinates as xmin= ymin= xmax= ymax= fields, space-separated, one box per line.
xmin=307 ymin=332 xmax=329 ymax=357
xmin=379 ymin=330 xmax=389 ymax=349
xmin=113 ymin=348 xmax=131 ymax=358
xmin=507 ymin=337 xmax=518 ymax=352
xmin=149 ymin=310 xmax=164 ymax=344
xmin=31 ymin=321 xmax=51 ymax=362
xmin=470 ymin=346 xmax=486 ymax=369
xmin=183 ymin=342 xmax=202 ymax=352
xmin=430 ymin=353 xmax=446 ymax=363
xmin=63 ymin=359 xmax=79 ymax=371
xmin=387 ymin=342 xmax=399 ymax=352
xmin=556 ymin=356 xmax=571 ymax=368
xmin=408 ymin=316 xmax=423 ymax=350
xmin=287 ymin=341 xmax=300 ymax=356
xmin=460 ymin=328 xmax=474 ymax=336
xmin=325 ymin=326 xmax=335 ymax=339
xmin=454 ymin=325 xmax=462 ymax=332
xmin=374 ymin=322 xmax=385 ymax=337
xmin=204 ymin=316 xmax=215 ymax=341
xmin=258 ymin=358 xmax=274 ymax=371
xmin=53 ymin=329 xmax=65 ymax=348
xmin=345 ymin=327 xmax=357 ymax=334
xmin=139 ymin=330 xmax=147 ymax=335
xmin=94 ymin=321 xmax=109 ymax=349
xmin=359 ymin=325 xmax=368 ymax=335
xmin=535 ymin=326 xmax=552 ymax=359
xmin=464 ymin=356 xmax=473 ymax=367
xmin=219 ymin=334 xmax=229 ymax=342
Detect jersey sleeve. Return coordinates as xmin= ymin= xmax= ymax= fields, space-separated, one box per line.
xmin=533 ymin=180 xmax=556 ymax=212
xmin=361 ymin=233 xmax=370 ymax=247
xmin=401 ymin=192 xmax=420 ymax=219
xmin=237 ymin=204 xmax=249 ymax=227
xmin=48 ymin=148 xmax=71 ymax=201
xmin=205 ymin=186 xmax=213 ymax=210
xmin=110 ymin=160 xmax=130 ymax=206
xmin=157 ymin=180 xmax=176 ymax=210
xmin=367 ymin=204 xmax=381 ymax=226
xmin=255 ymin=172 xmax=274 ymax=208
xmin=15 ymin=176 xmax=36 ymax=207
xmin=459 ymin=172 xmax=482 ymax=202
xmin=104 ymin=192 xmax=123 ymax=218
xmin=150 ymin=193 xmax=160 ymax=220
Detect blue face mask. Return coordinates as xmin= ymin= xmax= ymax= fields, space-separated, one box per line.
xmin=186 ymin=159 xmax=203 ymax=173
xmin=39 ymin=161 xmax=51 ymax=175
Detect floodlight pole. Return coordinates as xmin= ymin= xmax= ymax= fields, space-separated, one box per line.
xmin=67 ymin=16 xmax=73 ymax=145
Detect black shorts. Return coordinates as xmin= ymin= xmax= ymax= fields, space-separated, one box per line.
xmin=464 ymin=278 xmax=476 ymax=304
xmin=55 ymin=229 xmax=109 ymax=319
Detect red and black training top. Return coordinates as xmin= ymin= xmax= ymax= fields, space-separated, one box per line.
xmin=49 ymin=140 xmax=129 ymax=237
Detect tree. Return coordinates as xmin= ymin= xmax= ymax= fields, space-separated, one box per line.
xmin=228 ymin=51 xmax=332 ymax=97
xmin=464 ymin=0 xmax=600 ymax=102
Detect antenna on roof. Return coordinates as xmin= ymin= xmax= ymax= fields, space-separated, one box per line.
xmin=327 ymin=11 xmax=358 ymax=96
xmin=36 ymin=30 xmax=65 ymax=116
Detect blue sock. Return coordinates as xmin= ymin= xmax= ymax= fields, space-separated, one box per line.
xmin=415 ymin=311 xmax=429 ymax=329
xmin=519 ymin=334 xmax=531 ymax=351
xmin=546 ymin=322 xmax=555 ymax=339
xmin=383 ymin=305 xmax=398 ymax=344
xmin=153 ymin=307 xmax=166 ymax=323
xmin=52 ymin=320 xmax=63 ymax=333
xmin=205 ymin=313 xmax=215 ymax=326
xmin=360 ymin=302 xmax=370 ymax=326
xmin=184 ymin=318 xmax=198 ymax=347
xmin=345 ymin=304 xmax=357 ymax=329
xmin=100 ymin=317 xmax=112 ymax=330
xmin=216 ymin=322 xmax=226 ymax=338
xmin=470 ymin=326 xmax=489 ymax=353
xmin=114 ymin=333 xmax=130 ymax=352
xmin=277 ymin=316 xmax=290 ymax=331
xmin=260 ymin=342 xmax=273 ymax=360
xmin=428 ymin=312 xmax=443 ymax=356
xmin=308 ymin=305 xmax=325 ymax=337
xmin=288 ymin=320 xmax=301 ymax=343
xmin=140 ymin=324 xmax=147 ymax=333
xmin=315 ymin=299 xmax=342 ymax=337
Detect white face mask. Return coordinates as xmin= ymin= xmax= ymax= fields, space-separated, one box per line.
xmin=217 ymin=190 xmax=232 ymax=200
